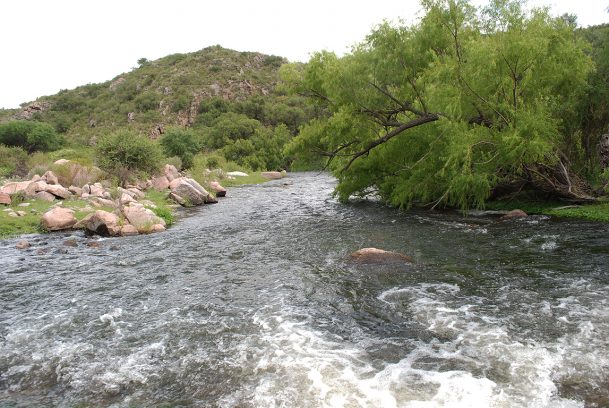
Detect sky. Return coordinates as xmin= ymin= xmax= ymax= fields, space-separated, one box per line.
xmin=1 ymin=0 xmax=608 ymax=109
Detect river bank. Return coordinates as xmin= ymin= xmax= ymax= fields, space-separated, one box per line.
xmin=0 ymin=163 xmax=284 ymax=240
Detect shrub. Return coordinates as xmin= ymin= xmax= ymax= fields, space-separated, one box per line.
xmin=96 ymin=130 xmax=163 ymax=186
xmin=159 ymin=128 xmax=201 ymax=169
xmin=0 ymin=145 xmax=28 ymax=177
xmin=134 ymin=92 xmax=160 ymax=112
xmin=0 ymin=121 xmax=63 ymax=153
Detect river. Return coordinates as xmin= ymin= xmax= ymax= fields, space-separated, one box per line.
xmin=1 ymin=172 xmax=608 ymax=407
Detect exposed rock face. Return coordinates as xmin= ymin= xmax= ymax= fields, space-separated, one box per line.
xmin=149 ymin=123 xmax=165 ymax=139
xmin=123 ymin=205 xmax=166 ymax=233
xmin=75 ymin=210 xmax=121 ymax=236
xmin=151 ymin=175 xmax=170 ymax=190
xmin=348 ymin=248 xmax=413 ymax=264
xmin=209 ymin=181 xmax=226 ymax=197
xmin=41 ymin=207 xmax=77 ymax=231
xmin=14 ymin=101 xmax=51 ymax=120
xmin=0 ymin=192 xmax=11 ymax=205
xmin=261 ymin=171 xmax=284 ymax=180
xmin=499 ymin=209 xmax=528 ymax=221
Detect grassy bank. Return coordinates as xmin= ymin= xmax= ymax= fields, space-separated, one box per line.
xmin=486 ymin=199 xmax=609 ymax=222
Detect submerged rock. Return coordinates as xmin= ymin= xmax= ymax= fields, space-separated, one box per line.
xmin=500 ymin=209 xmax=528 ymax=221
xmin=15 ymin=240 xmax=30 ymax=249
xmin=348 ymin=247 xmax=413 ymax=264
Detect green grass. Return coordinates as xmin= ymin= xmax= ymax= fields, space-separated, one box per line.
xmin=143 ymin=189 xmax=175 ymax=226
xmin=0 ymin=197 xmax=114 ymax=239
xmin=221 ymin=172 xmax=270 ymax=187
xmin=486 ymin=197 xmax=609 ymax=222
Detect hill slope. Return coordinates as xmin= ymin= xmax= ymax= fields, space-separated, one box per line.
xmin=8 ymin=46 xmax=303 ymax=144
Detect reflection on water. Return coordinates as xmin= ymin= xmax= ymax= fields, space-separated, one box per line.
xmin=1 ymin=173 xmax=608 ymax=407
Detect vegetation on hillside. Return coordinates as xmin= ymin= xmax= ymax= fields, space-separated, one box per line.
xmin=283 ymin=0 xmax=609 ymax=210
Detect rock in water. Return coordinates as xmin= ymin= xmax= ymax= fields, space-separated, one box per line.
xmin=75 ymin=210 xmax=121 ymax=236
xmin=348 ymin=247 xmax=413 ymax=264
xmin=41 ymin=207 xmax=77 ymax=231
xmin=499 ymin=209 xmax=528 ymax=221
xmin=210 ymin=181 xmax=227 ymax=197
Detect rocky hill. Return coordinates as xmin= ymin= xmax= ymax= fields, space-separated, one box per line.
xmin=6 ymin=45 xmax=297 ymax=143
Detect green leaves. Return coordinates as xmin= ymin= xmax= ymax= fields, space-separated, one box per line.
xmin=285 ymin=0 xmax=593 ymax=209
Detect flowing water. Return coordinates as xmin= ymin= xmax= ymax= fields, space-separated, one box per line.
xmin=1 ymin=172 xmax=609 ymax=407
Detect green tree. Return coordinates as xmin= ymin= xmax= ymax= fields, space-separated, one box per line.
xmin=159 ymin=127 xmax=201 ymax=169
xmin=284 ymin=0 xmax=592 ymax=209
xmin=96 ymin=130 xmax=163 ymax=186
xmin=0 ymin=121 xmax=63 ymax=153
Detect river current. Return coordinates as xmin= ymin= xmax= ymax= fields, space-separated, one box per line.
xmin=1 ymin=172 xmax=609 ymax=407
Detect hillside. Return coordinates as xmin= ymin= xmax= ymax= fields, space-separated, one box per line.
xmin=5 ymin=45 xmax=310 ymax=145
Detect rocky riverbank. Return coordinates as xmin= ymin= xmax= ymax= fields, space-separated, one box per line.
xmin=1 ymin=159 xmax=286 ymax=241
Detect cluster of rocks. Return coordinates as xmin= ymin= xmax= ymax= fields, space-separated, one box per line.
xmin=1 ymin=161 xmax=229 ymax=238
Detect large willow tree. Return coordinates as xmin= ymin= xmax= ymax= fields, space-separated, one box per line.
xmin=282 ymin=0 xmax=593 ymax=209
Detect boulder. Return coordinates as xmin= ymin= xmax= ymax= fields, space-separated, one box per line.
xmin=164 ymin=164 xmax=180 ymax=181
xmin=41 ymin=207 xmax=77 ymax=231
xmin=0 ymin=192 xmax=10 ymax=205
xmin=127 ymin=188 xmax=145 ymax=199
xmin=261 ymin=171 xmax=284 ymax=180
xmin=119 ymin=193 xmax=136 ymax=205
xmin=227 ymin=171 xmax=248 ymax=177
xmin=42 ymin=171 xmax=59 ymax=185
xmin=89 ymin=197 xmax=116 ymax=208
xmin=54 ymin=159 xmax=71 ymax=166
xmin=120 ymin=224 xmax=139 ymax=236
xmin=45 ymin=184 xmax=71 ymax=199
xmin=151 ymin=175 xmax=170 ymax=190
xmin=75 ymin=210 xmax=121 ymax=236
xmin=25 ymin=180 xmax=49 ymax=196
xmin=169 ymin=192 xmax=187 ymax=206
xmin=209 ymin=181 xmax=227 ymax=197
xmin=35 ymin=191 xmax=56 ymax=202
xmin=1 ymin=181 xmax=31 ymax=194
xmin=89 ymin=183 xmax=105 ymax=197
xmin=348 ymin=248 xmax=413 ymax=264
xmin=68 ymin=186 xmax=83 ymax=196
xmin=499 ymin=209 xmax=528 ymax=221
xmin=171 ymin=178 xmax=215 ymax=206
xmin=122 ymin=205 xmax=165 ymax=233
xmin=150 ymin=224 xmax=166 ymax=233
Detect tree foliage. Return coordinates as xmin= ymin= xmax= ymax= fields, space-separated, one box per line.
xmin=0 ymin=121 xmax=63 ymax=153
xmin=159 ymin=127 xmax=201 ymax=169
xmin=96 ymin=130 xmax=163 ymax=186
xmin=283 ymin=0 xmax=593 ymax=209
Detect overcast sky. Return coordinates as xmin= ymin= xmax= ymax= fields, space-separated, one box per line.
xmin=1 ymin=0 xmax=607 ymax=109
